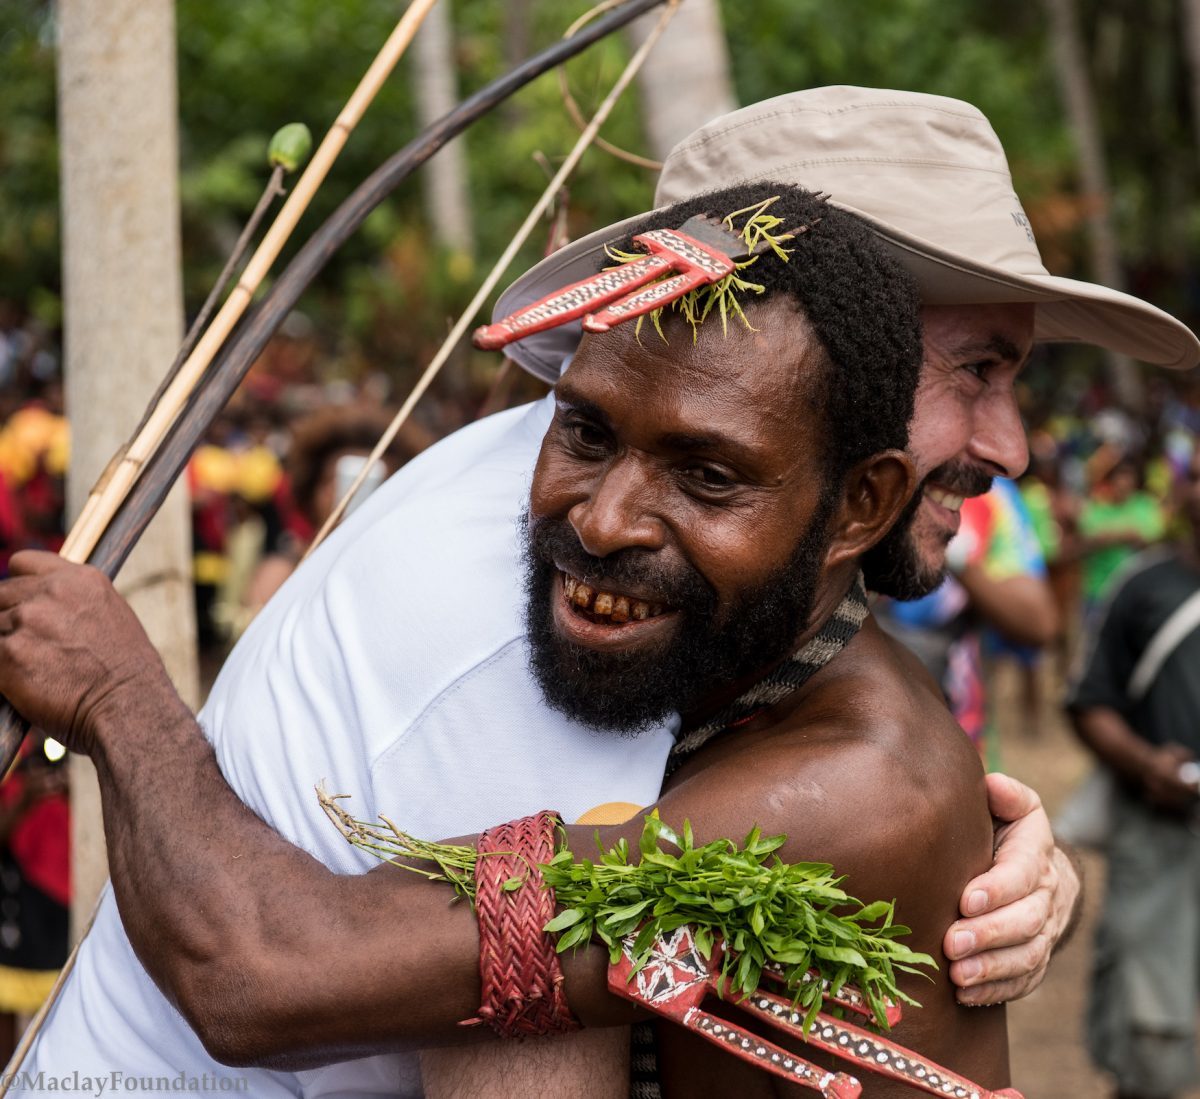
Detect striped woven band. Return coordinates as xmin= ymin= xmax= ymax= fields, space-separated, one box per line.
xmin=466 ymin=810 xmax=580 ymax=1039
xmin=668 ymin=572 xmax=870 ymax=769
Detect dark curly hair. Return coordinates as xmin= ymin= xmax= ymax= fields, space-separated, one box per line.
xmin=609 ymin=181 xmax=922 ymax=481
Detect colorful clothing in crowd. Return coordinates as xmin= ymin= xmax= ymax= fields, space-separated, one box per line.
xmin=1079 ymin=491 xmax=1165 ymax=604
xmin=881 ymin=479 xmax=1046 ymax=755
xmin=0 ymin=760 xmax=70 ymax=1015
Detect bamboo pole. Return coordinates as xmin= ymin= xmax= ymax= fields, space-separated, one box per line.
xmin=307 ymin=0 xmax=683 ymax=557
xmin=83 ymin=0 xmax=673 ymax=584
xmin=0 ymin=7 xmax=677 ymax=1086
xmin=59 ymin=0 xmax=439 ymax=564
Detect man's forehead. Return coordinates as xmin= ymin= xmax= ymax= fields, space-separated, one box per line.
xmin=568 ymin=294 xmax=817 ymax=375
xmin=919 ymin=302 xmax=1035 ymax=364
xmin=558 ymin=314 xmax=820 ymax=461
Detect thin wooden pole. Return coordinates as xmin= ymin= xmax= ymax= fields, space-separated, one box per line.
xmin=307 ymin=0 xmax=683 ymax=556
xmin=60 ymin=0 xmax=439 ymax=563
xmin=84 ymin=0 xmax=672 ymax=583
xmin=0 ymin=7 xmax=677 ymax=1084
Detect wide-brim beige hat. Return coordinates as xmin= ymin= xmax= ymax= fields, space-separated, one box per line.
xmin=494 ymin=86 xmax=1200 ymax=384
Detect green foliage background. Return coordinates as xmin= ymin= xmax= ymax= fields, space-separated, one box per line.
xmin=1 ymin=0 xmax=1197 ymax=402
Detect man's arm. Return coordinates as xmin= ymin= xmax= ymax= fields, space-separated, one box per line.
xmin=420 ymin=1029 xmax=630 ymax=1099
xmin=0 ymin=553 xmax=1056 ymax=1058
xmin=1072 ymin=704 xmax=1198 ymax=811
xmin=956 ymin=568 xmax=1058 ymax=648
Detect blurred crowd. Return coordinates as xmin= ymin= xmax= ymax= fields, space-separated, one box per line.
xmin=876 ymin=374 xmax=1200 ymax=769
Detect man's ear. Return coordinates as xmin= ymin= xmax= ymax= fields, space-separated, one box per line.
xmin=823 ymin=450 xmax=918 ymax=568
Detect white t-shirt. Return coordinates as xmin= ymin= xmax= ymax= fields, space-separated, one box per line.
xmin=25 ymin=396 xmax=675 ymax=1097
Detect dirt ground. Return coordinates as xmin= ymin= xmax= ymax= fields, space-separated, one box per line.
xmin=991 ymin=660 xmax=1200 ymax=1099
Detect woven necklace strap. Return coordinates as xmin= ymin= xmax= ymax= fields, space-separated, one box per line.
xmin=668 ymin=573 xmax=869 ymax=770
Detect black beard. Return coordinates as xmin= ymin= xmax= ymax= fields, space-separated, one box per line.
xmin=862 ymin=459 xmax=993 ymax=599
xmin=522 ymin=497 xmax=836 ymax=734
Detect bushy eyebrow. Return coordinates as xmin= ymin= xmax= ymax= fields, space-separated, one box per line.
xmin=554 ymin=388 xmax=612 ymax=430
xmin=658 ymin=431 xmax=759 ymax=466
xmin=952 ymin=334 xmax=1027 ymax=365
xmin=555 ymin=382 xmax=767 ymax=471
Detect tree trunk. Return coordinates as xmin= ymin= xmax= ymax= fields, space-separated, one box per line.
xmin=1182 ymin=0 xmax=1200 ymax=150
xmin=627 ymin=0 xmax=737 ymax=161
xmin=1043 ymin=0 xmax=1145 ymax=412
xmin=412 ymin=0 xmax=475 ymax=260
xmin=57 ymin=0 xmax=200 ymax=939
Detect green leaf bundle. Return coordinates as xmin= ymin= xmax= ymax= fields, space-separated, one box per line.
xmin=318 ymin=788 xmax=934 ymax=1032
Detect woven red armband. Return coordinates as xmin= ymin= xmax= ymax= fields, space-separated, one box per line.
xmin=463 ymin=810 xmax=580 ymax=1039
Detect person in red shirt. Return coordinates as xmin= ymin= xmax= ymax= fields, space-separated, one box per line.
xmin=0 ymin=471 xmax=26 ymax=577
xmin=0 ymin=734 xmax=69 ymax=1060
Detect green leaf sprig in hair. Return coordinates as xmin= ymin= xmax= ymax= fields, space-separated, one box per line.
xmin=317 ymin=789 xmax=934 ymax=1032
xmin=603 ymin=195 xmax=798 ymax=343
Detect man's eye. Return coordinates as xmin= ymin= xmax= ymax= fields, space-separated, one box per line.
xmin=566 ymin=420 xmax=609 ymax=451
xmin=682 ymin=464 xmax=735 ymax=491
xmin=963 ymin=360 xmax=995 ymax=382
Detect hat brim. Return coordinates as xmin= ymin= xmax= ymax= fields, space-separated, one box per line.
xmin=495 ymin=200 xmax=1200 ymax=384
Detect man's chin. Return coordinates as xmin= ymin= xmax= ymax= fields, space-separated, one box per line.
xmin=861 ymin=518 xmax=948 ymax=600
xmin=528 ymin=636 xmax=679 ymax=736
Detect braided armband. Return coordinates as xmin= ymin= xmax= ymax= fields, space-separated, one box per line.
xmin=463 ymin=810 xmax=580 ymax=1038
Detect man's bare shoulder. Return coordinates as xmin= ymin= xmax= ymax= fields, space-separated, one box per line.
xmin=668 ymin=615 xmax=987 ymax=864
xmin=655 ymin=615 xmax=1008 ymax=1094
xmin=661 ymin=611 xmax=992 ymax=963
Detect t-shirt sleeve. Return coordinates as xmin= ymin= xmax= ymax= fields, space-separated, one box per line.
xmin=982 ymin=480 xmax=1047 ymax=581
xmin=1067 ymin=584 xmax=1138 ymax=716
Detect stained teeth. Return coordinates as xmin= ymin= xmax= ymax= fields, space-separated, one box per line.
xmin=562 ymin=573 xmax=666 ymax=621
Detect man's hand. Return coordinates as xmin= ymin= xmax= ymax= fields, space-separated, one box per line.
xmin=1137 ymin=742 xmax=1199 ymax=812
xmin=943 ymin=772 xmax=1081 ymax=1005
xmin=0 ymin=550 xmax=170 ymax=753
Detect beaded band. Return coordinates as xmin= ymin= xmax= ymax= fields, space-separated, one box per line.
xmin=464 ymin=810 xmax=580 ymax=1038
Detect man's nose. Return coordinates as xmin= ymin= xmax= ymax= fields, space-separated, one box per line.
xmin=568 ymin=457 xmax=665 ymax=558
xmin=970 ymin=390 xmax=1028 ymax=479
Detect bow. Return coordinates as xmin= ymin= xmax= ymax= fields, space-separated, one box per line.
xmin=0 ymin=0 xmax=673 ymax=771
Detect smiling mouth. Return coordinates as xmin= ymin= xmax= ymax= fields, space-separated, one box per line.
xmin=924 ymin=485 xmax=965 ymax=513
xmin=562 ymin=572 xmax=668 ymax=624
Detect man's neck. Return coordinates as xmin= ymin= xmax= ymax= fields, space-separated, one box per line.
xmin=679 ymin=564 xmax=860 ymax=729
